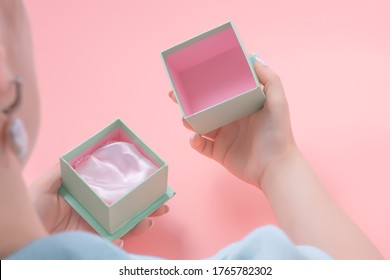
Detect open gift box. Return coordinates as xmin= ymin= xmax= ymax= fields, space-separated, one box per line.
xmin=161 ymin=21 xmax=266 ymax=135
xmin=59 ymin=119 xmax=175 ymax=240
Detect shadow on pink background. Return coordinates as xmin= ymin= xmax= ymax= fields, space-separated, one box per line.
xmin=24 ymin=0 xmax=390 ymax=259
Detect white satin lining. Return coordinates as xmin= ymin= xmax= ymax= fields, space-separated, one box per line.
xmin=75 ymin=141 xmax=158 ymax=205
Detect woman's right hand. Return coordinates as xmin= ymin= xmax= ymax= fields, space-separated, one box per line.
xmin=170 ymin=54 xmax=383 ymax=259
xmin=169 ymin=54 xmax=297 ymax=190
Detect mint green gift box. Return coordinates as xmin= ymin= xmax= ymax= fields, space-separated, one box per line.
xmin=161 ymin=21 xmax=266 ymax=135
xmin=59 ymin=119 xmax=175 ymax=240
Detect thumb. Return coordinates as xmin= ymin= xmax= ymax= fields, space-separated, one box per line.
xmin=189 ymin=134 xmax=214 ymax=159
xmin=30 ymin=163 xmax=62 ymax=194
xmin=251 ymin=53 xmax=287 ymax=106
xmin=112 ymin=239 xmax=124 ymax=249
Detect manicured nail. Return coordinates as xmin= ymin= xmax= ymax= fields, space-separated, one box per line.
xmin=251 ymin=53 xmax=267 ymax=67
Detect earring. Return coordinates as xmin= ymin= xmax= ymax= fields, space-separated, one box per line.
xmin=2 ymin=76 xmax=27 ymax=160
xmin=7 ymin=117 xmax=28 ymax=160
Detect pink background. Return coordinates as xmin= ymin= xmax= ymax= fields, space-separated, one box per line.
xmin=24 ymin=0 xmax=390 ymax=259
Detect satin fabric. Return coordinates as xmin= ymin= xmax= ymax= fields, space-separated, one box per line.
xmin=75 ymin=141 xmax=158 ymax=205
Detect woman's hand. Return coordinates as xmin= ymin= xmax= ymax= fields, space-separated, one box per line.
xmin=170 ymin=54 xmax=297 ymax=189
xmin=29 ymin=164 xmax=169 ymax=239
xmin=170 ymin=54 xmax=383 ymax=259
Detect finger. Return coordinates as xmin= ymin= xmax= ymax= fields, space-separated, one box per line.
xmin=30 ymin=163 xmax=62 ymax=193
xmin=190 ymin=133 xmax=214 ymax=159
xmin=182 ymin=118 xmax=220 ymax=142
xmin=168 ymin=90 xmax=178 ymax=103
xmin=169 ymin=92 xmax=195 ymax=132
xmin=182 ymin=118 xmax=195 ymax=132
xmin=252 ymin=53 xmax=284 ymax=91
xmin=252 ymin=53 xmax=287 ymax=106
xmin=203 ymin=129 xmax=219 ymax=141
xmin=125 ymin=219 xmax=154 ymax=238
xmin=112 ymin=239 xmax=124 ymax=249
xmin=148 ymin=204 xmax=169 ymax=217
xmin=173 ymin=91 xmax=217 ymax=139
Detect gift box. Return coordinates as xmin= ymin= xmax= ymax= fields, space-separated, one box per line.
xmin=59 ymin=119 xmax=174 ymax=240
xmin=161 ymin=21 xmax=266 ymax=135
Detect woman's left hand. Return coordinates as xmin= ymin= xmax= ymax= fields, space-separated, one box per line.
xmin=29 ymin=164 xmax=169 ymax=238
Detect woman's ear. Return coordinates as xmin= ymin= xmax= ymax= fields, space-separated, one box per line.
xmin=0 ymin=45 xmax=28 ymax=161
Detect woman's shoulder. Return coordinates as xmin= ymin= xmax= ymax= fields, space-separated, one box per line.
xmin=208 ymin=225 xmax=332 ymax=260
xmin=6 ymin=231 xmax=155 ymax=260
xmin=6 ymin=226 xmax=331 ymax=260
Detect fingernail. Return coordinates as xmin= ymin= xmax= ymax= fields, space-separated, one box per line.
xmin=149 ymin=219 xmax=154 ymax=229
xmin=251 ymin=53 xmax=267 ymax=67
xmin=190 ymin=134 xmax=201 ymax=147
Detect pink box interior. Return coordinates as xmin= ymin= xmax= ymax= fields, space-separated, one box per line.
xmin=69 ymin=128 xmax=159 ymax=169
xmin=165 ymin=27 xmax=256 ymax=116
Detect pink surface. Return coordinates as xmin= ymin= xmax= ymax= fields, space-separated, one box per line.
xmin=165 ymin=27 xmax=256 ymax=115
xmin=24 ymin=0 xmax=390 ymax=259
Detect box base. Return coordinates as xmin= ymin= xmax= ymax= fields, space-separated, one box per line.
xmin=59 ymin=186 xmax=175 ymax=240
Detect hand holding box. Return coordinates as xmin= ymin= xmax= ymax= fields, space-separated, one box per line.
xmin=59 ymin=119 xmax=174 ymax=240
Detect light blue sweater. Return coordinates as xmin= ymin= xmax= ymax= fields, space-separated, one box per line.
xmin=7 ymin=226 xmax=331 ymax=260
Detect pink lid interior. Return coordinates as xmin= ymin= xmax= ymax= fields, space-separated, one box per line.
xmin=165 ymin=27 xmax=256 ymax=116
